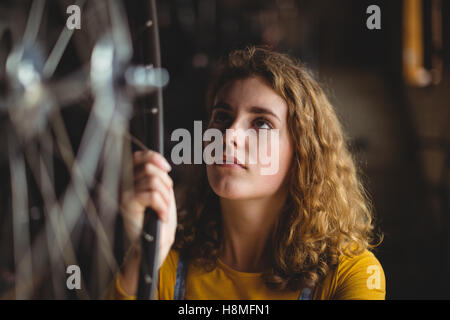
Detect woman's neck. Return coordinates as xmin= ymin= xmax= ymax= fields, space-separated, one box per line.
xmin=218 ymin=189 xmax=287 ymax=273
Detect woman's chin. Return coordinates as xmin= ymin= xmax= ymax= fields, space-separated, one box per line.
xmin=210 ymin=184 xmax=249 ymax=200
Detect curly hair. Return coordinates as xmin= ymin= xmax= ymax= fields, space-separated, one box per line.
xmin=174 ymin=46 xmax=382 ymax=292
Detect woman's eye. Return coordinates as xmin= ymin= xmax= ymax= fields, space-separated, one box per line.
xmin=254 ymin=118 xmax=272 ymax=130
xmin=213 ymin=111 xmax=230 ymax=124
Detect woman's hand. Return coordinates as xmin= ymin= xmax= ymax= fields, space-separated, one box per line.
xmin=120 ymin=150 xmax=177 ymax=269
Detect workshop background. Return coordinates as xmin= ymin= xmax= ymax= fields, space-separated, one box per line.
xmin=156 ymin=0 xmax=450 ymax=299
xmin=0 ymin=0 xmax=448 ymax=299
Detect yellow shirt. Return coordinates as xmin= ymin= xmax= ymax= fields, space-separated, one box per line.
xmin=112 ymin=249 xmax=386 ymax=300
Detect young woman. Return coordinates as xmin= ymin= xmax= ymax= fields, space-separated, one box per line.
xmin=112 ymin=46 xmax=385 ymax=300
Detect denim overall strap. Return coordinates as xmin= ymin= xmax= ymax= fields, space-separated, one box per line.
xmin=173 ymin=253 xmax=187 ymax=300
xmin=299 ymin=287 xmax=314 ymax=300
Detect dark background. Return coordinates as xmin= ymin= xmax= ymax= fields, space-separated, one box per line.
xmin=153 ymin=0 xmax=450 ymax=299
xmin=0 ymin=0 xmax=448 ymax=299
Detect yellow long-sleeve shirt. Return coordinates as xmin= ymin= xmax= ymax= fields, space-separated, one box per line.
xmin=111 ymin=248 xmax=386 ymax=300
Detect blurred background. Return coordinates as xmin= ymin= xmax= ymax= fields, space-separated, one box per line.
xmin=155 ymin=0 xmax=450 ymax=299
xmin=0 ymin=0 xmax=448 ymax=299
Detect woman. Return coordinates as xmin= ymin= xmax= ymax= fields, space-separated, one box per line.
xmin=113 ymin=46 xmax=385 ymax=300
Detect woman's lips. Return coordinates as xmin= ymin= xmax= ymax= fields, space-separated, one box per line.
xmin=217 ymin=156 xmax=246 ymax=169
xmin=217 ymin=163 xmax=245 ymax=169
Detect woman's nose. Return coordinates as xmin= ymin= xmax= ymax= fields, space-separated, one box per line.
xmin=223 ymin=119 xmax=248 ymax=154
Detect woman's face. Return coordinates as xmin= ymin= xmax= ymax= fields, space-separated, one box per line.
xmin=205 ymin=76 xmax=293 ymax=200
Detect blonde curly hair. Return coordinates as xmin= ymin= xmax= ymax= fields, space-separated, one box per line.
xmin=174 ymin=46 xmax=382 ymax=291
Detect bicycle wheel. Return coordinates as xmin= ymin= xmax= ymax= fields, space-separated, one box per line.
xmin=0 ymin=0 xmax=168 ymax=299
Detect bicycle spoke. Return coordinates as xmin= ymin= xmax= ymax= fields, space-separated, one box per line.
xmin=48 ymin=66 xmax=90 ymax=106
xmin=30 ymin=136 xmax=88 ymax=299
xmin=43 ymin=0 xmax=87 ymax=78
xmin=50 ymin=109 xmax=120 ymax=274
xmin=108 ymin=0 xmax=132 ymax=63
xmin=1 ymin=0 xmax=165 ymax=299
xmin=22 ymin=0 xmax=45 ymax=47
xmin=8 ymin=133 xmax=33 ymax=299
xmin=4 ymin=131 xmax=87 ymax=299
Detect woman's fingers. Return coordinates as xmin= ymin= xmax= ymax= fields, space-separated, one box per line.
xmin=133 ymin=150 xmax=172 ymax=172
xmin=121 ymin=150 xmax=175 ymax=237
xmin=134 ymin=163 xmax=173 ymax=189
xmin=134 ymin=190 xmax=169 ymax=222
xmin=134 ymin=175 xmax=171 ymax=205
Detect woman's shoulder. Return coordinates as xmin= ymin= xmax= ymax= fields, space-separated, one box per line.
xmin=333 ymin=249 xmax=386 ymax=299
xmin=317 ymin=249 xmax=386 ymax=300
xmin=337 ymin=249 xmax=383 ymax=273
